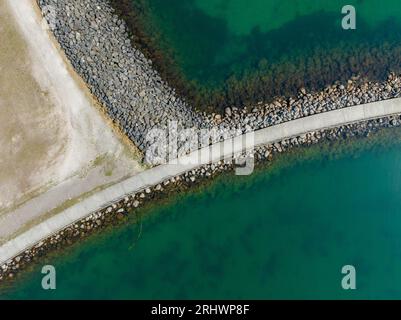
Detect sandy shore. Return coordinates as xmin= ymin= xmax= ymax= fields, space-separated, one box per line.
xmin=0 ymin=0 xmax=143 ymax=243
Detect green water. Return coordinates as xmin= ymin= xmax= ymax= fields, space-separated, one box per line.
xmin=4 ymin=134 xmax=401 ymax=299
xmin=131 ymin=0 xmax=401 ymax=108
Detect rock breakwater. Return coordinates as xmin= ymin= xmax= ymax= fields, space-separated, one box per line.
xmin=37 ymin=0 xmax=401 ymax=159
xmin=2 ymin=113 xmax=401 ymax=283
xmin=37 ymin=0 xmax=202 ymax=153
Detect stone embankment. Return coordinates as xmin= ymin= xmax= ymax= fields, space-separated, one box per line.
xmin=1 ymin=112 xmax=401 ymax=281
xmin=37 ymin=0 xmax=202 ymax=153
xmin=37 ymin=0 xmax=401 ymax=158
xmin=209 ymin=74 xmax=401 ymax=140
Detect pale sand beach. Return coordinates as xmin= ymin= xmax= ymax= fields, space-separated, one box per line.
xmin=0 ymin=0 xmax=143 ymax=243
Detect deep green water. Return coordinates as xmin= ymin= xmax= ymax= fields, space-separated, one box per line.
xmin=128 ymin=0 xmax=401 ymax=108
xmin=145 ymin=0 xmax=401 ymax=83
xmin=4 ymin=133 xmax=401 ymax=299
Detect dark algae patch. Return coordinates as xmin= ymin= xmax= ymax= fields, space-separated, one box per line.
xmin=110 ymin=0 xmax=401 ymax=111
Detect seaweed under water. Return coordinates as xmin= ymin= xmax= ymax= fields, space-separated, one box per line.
xmin=110 ymin=0 xmax=401 ymax=111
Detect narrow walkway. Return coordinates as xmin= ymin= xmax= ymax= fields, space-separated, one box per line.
xmin=1 ymin=97 xmax=401 ymax=265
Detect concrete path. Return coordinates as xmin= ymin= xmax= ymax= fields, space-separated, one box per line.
xmin=1 ymin=97 xmax=401 ymax=265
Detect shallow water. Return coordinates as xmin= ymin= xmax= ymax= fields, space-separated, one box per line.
xmin=4 ymin=132 xmax=401 ymax=299
xmin=131 ymin=0 xmax=401 ymax=108
xmin=145 ymin=0 xmax=401 ymax=84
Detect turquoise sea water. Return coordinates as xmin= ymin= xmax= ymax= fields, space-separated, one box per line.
xmin=145 ymin=0 xmax=401 ymax=82
xmin=4 ymin=133 xmax=401 ymax=299
xmin=4 ymin=0 xmax=401 ymax=300
xmin=128 ymin=0 xmax=401 ymax=108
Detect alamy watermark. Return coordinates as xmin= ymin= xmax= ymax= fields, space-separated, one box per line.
xmin=41 ymin=265 xmax=56 ymax=290
xmin=144 ymin=121 xmax=255 ymax=175
xmin=341 ymin=265 xmax=356 ymax=290
xmin=38 ymin=263 xmax=357 ymax=292
xmin=342 ymin=5 xmax=356 ymax=30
